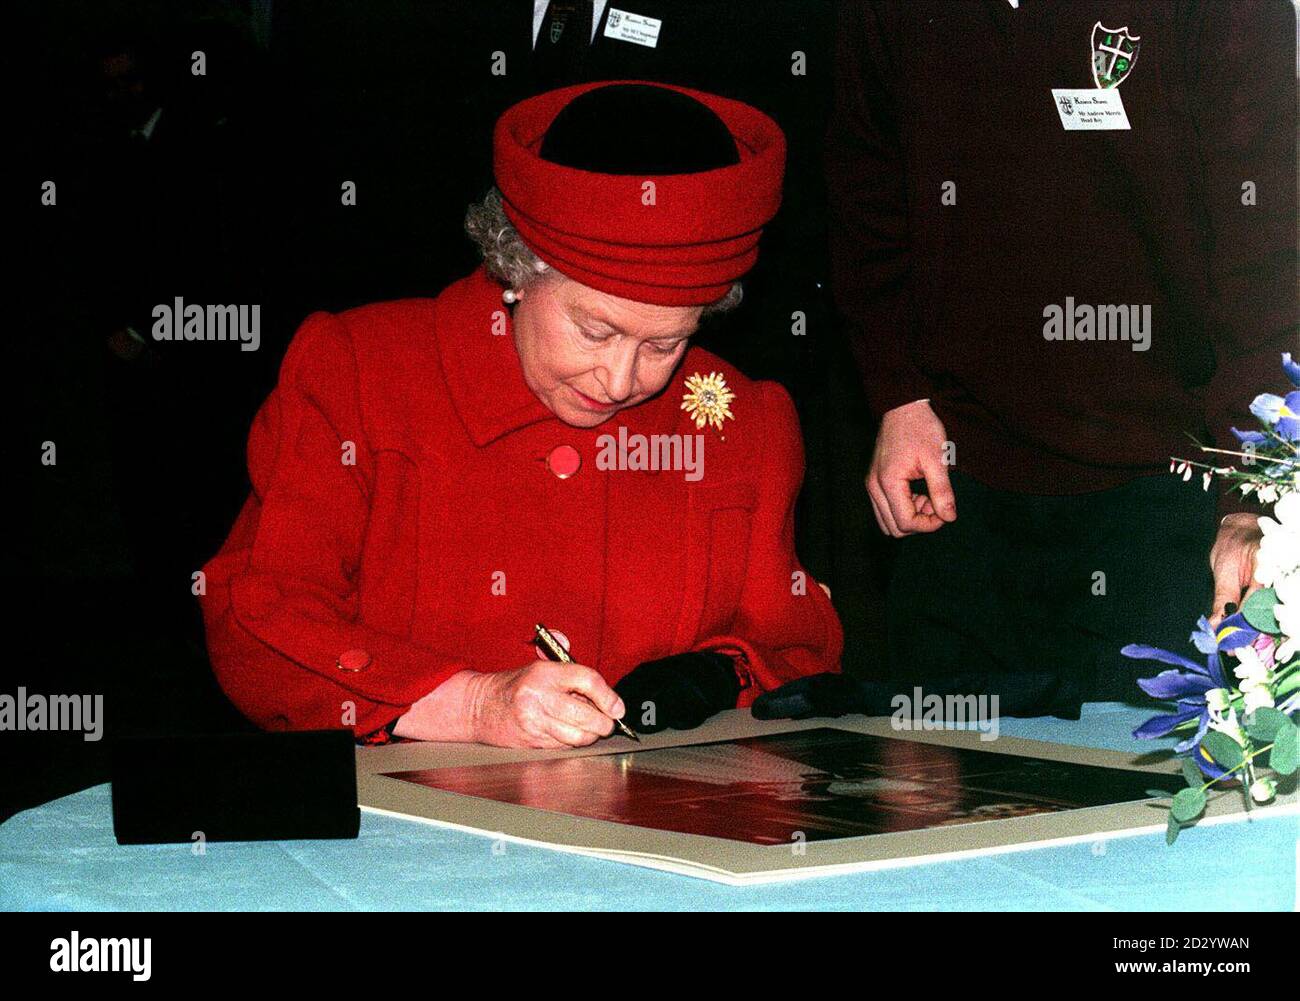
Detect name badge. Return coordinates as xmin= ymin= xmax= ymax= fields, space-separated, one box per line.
xmin=1050 ymin=88 xmax=1131 ymax=130
xmin=604 ymin=7 xmax=662 ymax=48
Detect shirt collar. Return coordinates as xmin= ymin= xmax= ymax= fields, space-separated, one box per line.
xmin=532 ymin=0 xmax=609 ymax=48
xmin=131 ymin=106 xmax=162 ymax=141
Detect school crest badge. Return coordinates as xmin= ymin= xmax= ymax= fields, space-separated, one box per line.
xmin=1091 ymin=22 xmax=1140 ymax=89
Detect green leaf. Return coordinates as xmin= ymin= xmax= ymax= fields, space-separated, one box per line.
xmin=1171 ymin=786 xmax=1207 ymax=822
xmin=1201 ymin=731 xmax=1245 ymax=771
xmin=1273 ymin=668 xmax=1300 ymax=700
xmin=1270 ymin=719 xmax=1298 ymax=776
xmin=1165 ymin=812 xmax=1181 ymax=846
xmin=1181 ymin=758 xmax=1204 ymax=788
xmin=1245 ymin=707 xmax=1289 ymax=741
xmin=1240 ymin=587 xmax=1279 ymax=632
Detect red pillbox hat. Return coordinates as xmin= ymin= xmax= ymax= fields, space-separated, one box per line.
xmin=493 ymin=80 xmax=786 ymax=306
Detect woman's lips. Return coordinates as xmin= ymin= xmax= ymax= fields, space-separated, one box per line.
xmin=570 ymin=386 xmax=618 ymax=411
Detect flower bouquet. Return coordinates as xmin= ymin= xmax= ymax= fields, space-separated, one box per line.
xmin=1123 ymin=353 xmax=1299 ymax=843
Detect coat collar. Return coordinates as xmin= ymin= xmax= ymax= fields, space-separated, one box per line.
xmin=433 ymin=266 xmax=701 ymax=448
xmin=434 ymin=267 xmax=556 ymax=447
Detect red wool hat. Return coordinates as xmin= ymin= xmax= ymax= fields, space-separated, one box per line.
xmin=493 ymin=80 xmax=786 ymax=307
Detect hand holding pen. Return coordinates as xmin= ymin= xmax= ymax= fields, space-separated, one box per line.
xmin=391 ymin=626 xmax=637 ymax=747
xmin=458 ymin=650 xmax=630 ymax=749
xmin=534 ymin=624 xmax=640 ymax=742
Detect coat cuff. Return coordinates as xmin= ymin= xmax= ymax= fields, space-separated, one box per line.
xmin=225 ymin=572 xmax=469 ymax=728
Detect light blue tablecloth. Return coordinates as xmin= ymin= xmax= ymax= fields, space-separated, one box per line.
xmin=2 ymin=704 xmax=1295 ymax=911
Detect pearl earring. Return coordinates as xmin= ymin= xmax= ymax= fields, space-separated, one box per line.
xmin=502 ymin=288 xmax=519 ymax=305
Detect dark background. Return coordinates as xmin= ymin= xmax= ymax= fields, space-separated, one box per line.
xmin=8 ymin=0 xmax=890 ymax=820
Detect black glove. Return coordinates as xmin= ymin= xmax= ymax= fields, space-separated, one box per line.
xmin=751 ymin=671 xmax=1083 ymax=722
xmin=615 ymin=652 xmax=740 ymax=734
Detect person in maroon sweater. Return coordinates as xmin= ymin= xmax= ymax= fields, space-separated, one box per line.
xmin=200 ymin=82 xmax=842 ymax=747
xmin=757 ymin=0 xmax=1297 ymax=722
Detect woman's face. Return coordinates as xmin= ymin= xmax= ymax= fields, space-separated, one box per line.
xmin=512 ymin=274 xmax=703 ymax=428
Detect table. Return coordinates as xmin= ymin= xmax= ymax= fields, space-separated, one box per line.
xmin=2 ymin=704 xmax=1295 ymax=910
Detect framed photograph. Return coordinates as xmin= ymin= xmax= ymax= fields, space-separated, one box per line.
xmin=357 ymin=713 xmax=1299 ymax=885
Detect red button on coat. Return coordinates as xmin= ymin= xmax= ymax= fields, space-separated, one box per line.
xmin=336 ymin=649 xmax=371 ymax=672
xmin=546 ymin=445 xmax=581 ymax=479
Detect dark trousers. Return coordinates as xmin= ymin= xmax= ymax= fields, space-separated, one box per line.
xmin=886 ymin=468 xmax=1217 ymax=707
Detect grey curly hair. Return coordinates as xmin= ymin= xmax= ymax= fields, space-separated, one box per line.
xmin=464 ymin=188 xmax=743 ymax=315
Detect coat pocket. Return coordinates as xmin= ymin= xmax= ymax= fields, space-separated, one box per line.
xmin=673 ymin=480 xmax=757 ymax=647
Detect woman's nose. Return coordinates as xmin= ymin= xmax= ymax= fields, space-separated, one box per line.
xmin=597 ymin=347 xmax=639 ymax=402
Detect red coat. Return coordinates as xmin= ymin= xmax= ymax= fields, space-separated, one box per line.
xmin=200 ymin=268 xmax=843 ymax=736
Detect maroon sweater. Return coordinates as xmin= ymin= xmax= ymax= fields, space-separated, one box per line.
xmin=828 ymin=0 xmax=1297 ymax=512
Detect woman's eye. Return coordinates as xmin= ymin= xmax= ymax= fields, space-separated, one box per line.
xmin=649 ymin=341 xmax=683 ymax=357
xmin=579 ymin=328 xmax=610 ymax=344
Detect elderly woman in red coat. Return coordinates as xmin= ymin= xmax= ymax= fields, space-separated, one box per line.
xmin=200 ymin=81 xmax=842 ymax=748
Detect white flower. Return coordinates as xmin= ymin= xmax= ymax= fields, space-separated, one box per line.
xmin=1208 ymin=707 xmax=1248 ymax=747
xmin=1275 ymin=572 xmax=1299 ymax=663
xmin=1232 ymin=647 xmax=1274 ymax=712
xmin=1258 ymin=483 xmax=1281 ymax=506
xmin=1250 ymin=777 xmax=1277 ymax=804
xmin=1242 ymin=684 xmax=1275 ymax=714
xmin=1205 ymin=688 xmax=1231 ymax=712
xmin=1277 ymin=573 xmax=1299 ymax=606
xmin=1232 ymin=647 xmax=1274 ymax=707
xmin=1255 ymin=492 xmax=1300 ymax=587
xmin=1233 ymin=645 xmax=1270 ymax=685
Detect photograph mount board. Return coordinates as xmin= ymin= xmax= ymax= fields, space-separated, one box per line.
xmin=356 ymin=712 xmax=1299 ymax=885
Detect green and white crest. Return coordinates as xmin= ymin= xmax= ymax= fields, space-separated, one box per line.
xmin=1091 ymin=22 xmax=1141 ymax=89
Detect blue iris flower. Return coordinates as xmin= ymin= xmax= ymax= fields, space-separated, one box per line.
xmin=1189 ymin=615 xmax=1218 ymax=655
xmin=1210 ymin=611 xmax=1260 ymax=654
xmin=1283 ymin=352 xmax=1300 ymax=389
xmin=1231 ymin=355 xmax=1299 ymax=445
xmin=1249 ymin=390 xmax=1300 ymax=441
xmin=1230 ymin=427 xmax=1269 ymax=446
xmin=1122 ymin=634 xmax=1230 ymax=779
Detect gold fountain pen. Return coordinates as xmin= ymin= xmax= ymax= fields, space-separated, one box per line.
xmin=534 ymin=623 xmax=640 ymax=742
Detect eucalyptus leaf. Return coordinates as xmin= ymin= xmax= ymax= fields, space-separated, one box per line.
xmin=1165 ymin=812 xmax=1180 ymax=846
xmin=1171 ymin=786 xmax=1206 ymax=822
xmin=1240 ymin=587 xmax=1279 ymax=632
xmin=1245 ymin=707 xmax=1288 ymax=741
xmin=1180 ymin=758 xmax=1203 ymax=788
xmin=1270 ymin=719 xmax=1298 ymax=776
xmin=1273 ymin=669 xmax=1300 ymax=700
xmin=1201 ymin=731 xmax=1245 ymax=771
